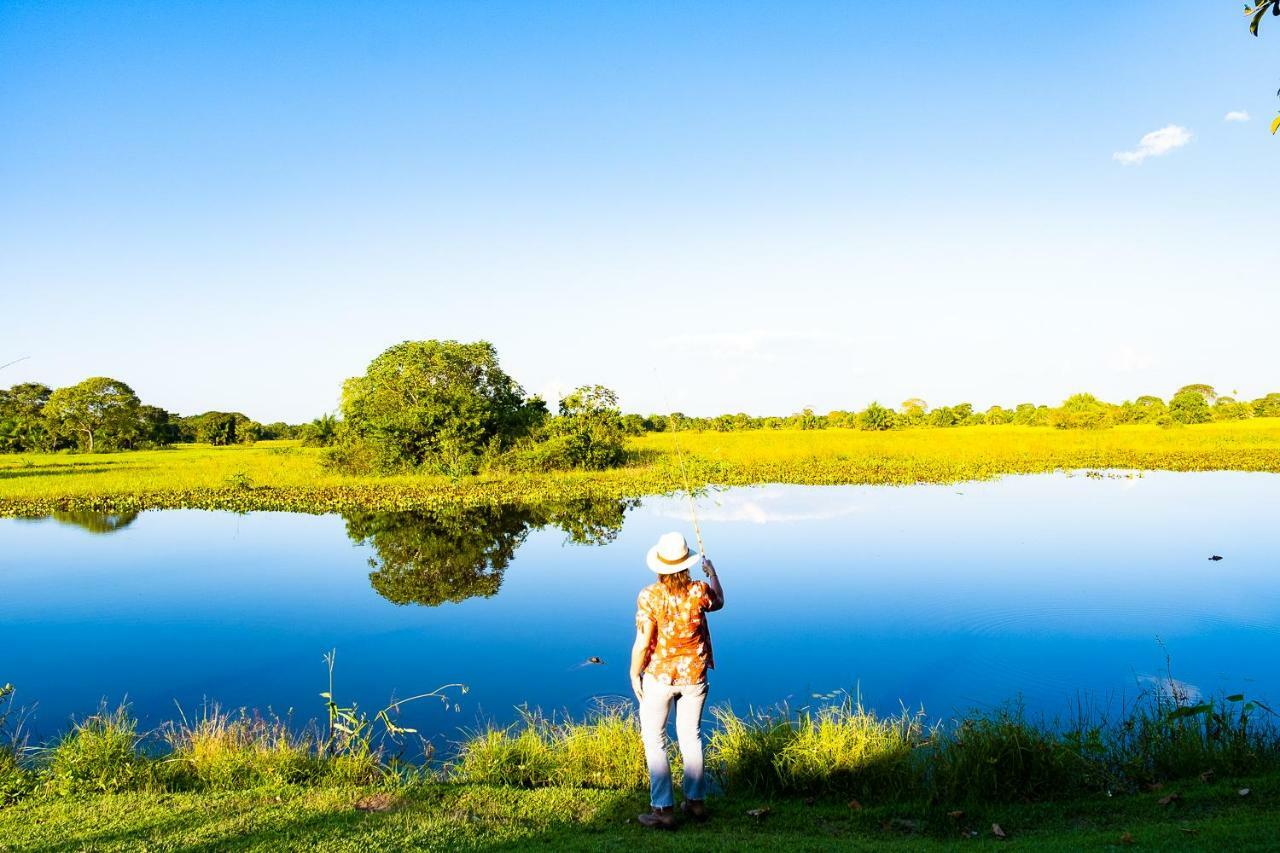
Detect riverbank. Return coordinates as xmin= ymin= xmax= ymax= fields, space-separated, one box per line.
xmin=4 ymin=775 xmax=1278 ymax=850
xmin=3 ymin=688 xmax=1278 ymax=850
xmin=2 ymin=420 xmax=1280 ymax=515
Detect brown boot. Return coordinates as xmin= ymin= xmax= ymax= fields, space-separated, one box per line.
xmin=637 ymin=806 xmax=677 ymax=830
xmin=681 ymin=799 xmax=709 ymax=822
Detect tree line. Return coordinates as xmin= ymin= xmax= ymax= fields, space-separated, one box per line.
xmin=5 ymin=350 xmax=1279 ymax=469
xmin=0 ymin=377 xmax=328 ymax=453
xmin=637 ymin=385 xmax=1280 ymax=434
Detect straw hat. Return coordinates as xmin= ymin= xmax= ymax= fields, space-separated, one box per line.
xmin=646 ymin=531 xmax=702 ymax=574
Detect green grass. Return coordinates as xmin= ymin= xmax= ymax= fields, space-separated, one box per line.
xmin=1 ymin=775 xmax=1277 ymax=851
xmin=3 ymin=419 xmax=1280 ymax=515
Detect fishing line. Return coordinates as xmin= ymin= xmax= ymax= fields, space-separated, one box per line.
xmin=653 ymin=365 xmax=707 ymax=565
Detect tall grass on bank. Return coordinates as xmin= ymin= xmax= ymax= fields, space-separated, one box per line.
xmin=452 ymin=703 xmax=647 ymax=789
xmin=1 ymin=688 xmax=1277 ymax=809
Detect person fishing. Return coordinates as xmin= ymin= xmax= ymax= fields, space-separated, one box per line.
xmin=630 ymin=530 xmax=725 ymax=829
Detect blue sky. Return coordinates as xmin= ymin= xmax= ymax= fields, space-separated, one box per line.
xmin=2 ymin=1 xmax=1277 ymax=421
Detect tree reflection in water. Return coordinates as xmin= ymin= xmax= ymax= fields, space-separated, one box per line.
xmin=49 ymin=510 xmax=141 ymax=534
xmin=343 ymin=499 xmax=637 ymax=607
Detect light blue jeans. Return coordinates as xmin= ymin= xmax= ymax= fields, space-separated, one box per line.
xmin=639 ymin=676 xmax=709 ymax=808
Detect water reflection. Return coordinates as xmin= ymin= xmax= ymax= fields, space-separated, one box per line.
xmin=343 ymin=499 xmax=637 ymax=607
xmin=49 ymin=510 xmax=141 ymax=534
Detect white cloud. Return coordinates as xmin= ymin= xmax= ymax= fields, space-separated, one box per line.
xmin=1224 ymin=110 xmax=1250 ymax=123
xmin=1113 ymin=125 xmax=1193 ymax=166
xmin=650 ymin=488 xmax=866 ymax=525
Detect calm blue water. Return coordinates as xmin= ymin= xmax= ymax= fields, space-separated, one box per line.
xmin=2 ymin=472 xmax=1277 ymax=744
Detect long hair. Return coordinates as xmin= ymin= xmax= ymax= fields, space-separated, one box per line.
xmin=658 ymin=568 xmax=692 ymax=596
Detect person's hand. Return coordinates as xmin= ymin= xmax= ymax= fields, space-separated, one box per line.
xmin=702 ymin=557 xmax=716 ymax=578
xmin=630 ymin=673 xmax=644 ymax=703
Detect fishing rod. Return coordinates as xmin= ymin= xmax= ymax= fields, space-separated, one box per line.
xmin=0 ymin=356 xmax=30 ymax=372
xmin=669 ymin=412 xmax=709 ymax=570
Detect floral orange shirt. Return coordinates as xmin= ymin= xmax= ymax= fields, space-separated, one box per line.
xmin=636 ymin=580 xmax=716 ymax=685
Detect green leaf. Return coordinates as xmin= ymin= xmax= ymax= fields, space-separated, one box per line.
xmin=1227 ymin=693 xmax=1245 ymax=702
xmin=1270 ymin=114 xmax=1280 ymax=135
xmin=1166 ymin=702 xmax=1214 ymax=720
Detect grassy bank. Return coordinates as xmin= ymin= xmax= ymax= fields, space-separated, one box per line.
xmin=3 ymin=419 xmax=1280 ymax=515
xmin=2 ymin=690 xmax=1278 ymax=849
xmin=4 ymin=775 xmax=1279 ymax=851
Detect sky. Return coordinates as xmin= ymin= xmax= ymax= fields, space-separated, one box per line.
xmin=2 ymin=1 xmax=1278 ymax=422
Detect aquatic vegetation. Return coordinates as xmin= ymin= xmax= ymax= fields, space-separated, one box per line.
xmin=3 ymin=420 xmax=1280 ymax=516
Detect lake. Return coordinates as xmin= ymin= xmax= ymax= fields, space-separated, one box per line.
xmin=2 ymin=471 xmax=1277 ymax=746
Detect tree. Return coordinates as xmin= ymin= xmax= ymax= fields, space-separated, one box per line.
xmin=1175 ymin=384 xmax=1217 ymax=403
xmin=1050 ymin=393 xmax=1114 ymax=430
xmin=857 ymin=401 xmax=896 ymax=431
xmin=44 ymin=377 xmax=141 ymax=452
xmin=300 ymin=414 xmax=339 ymax=447
xmin=1253 ymin=392 xmax=1280 ymax=417
xmin=1212 ymin=396 xmax=1253 ymax=421
xmin=546 ymin=385 xmax=627 ymax=470
xmin=137 ymin=405 xmax=180 ymax=447
xmin=0 ymin=382 xmax=53 ymax=451
xmin=984 ymin=405 xmax=1011 ymax=425
xmin=338 ymin=340 xmax=542 ymax=474
xmin=1169 ymin=390 xmax=1212 ymax=424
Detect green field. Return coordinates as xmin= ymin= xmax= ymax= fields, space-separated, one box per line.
xmin=2 ymin=419 xmax=1280 ymax=516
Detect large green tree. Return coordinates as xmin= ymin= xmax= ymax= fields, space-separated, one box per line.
xmin=338 ymin=340 xmax=544 ymax=474
xmin=44 ymin=377 xmax=141 ymax=452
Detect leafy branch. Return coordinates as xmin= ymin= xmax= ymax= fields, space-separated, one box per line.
xmin=1244 ymin=2 xmax=1280 ymax=133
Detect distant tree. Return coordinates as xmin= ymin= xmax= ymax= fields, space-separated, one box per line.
xmin=620 ymin=413 xmax=647 ymax=436
xmin=44 ymin=377 xmax=141 ymax=452
xmin=826 ymin=410 xmax=858 ymax=429
xmin=193 ymin=411 xmax=256 ymax=446
xmin=1051 ymin=393 xmax=1114 ymax=430
xmin=643 ymin=414 xmax=669 ymax=432
xmin=1253 ymin=392 xmax=1280 ymax=417
xmin=137 ymin=405 xmax=180 ymax=447
xmin=546 ymin=385 xmax=627 ymax=470
xmin=857 ymin=401 xmax=896 ymax=431
xmin=1169 ymin=390 xmax=1212 ymax=424
xmin=984 ymin=405 xmax=1011 ymax=425
xmin=1212 ymin=396 xmax=1253 ymax=421
xmin=1175 ymin=384 xmax=1217 ymax=403
xmin=0 ymin=382 xmax=53 ymax=451
xmin=928 ymin=406 xmax=958 ymax=427
xmin=337 ymin=340 xmax=544 ymax=474
xmin=952 ymin=403 xmax=975 ymax=424
xmin=300 ymin=414 xmax=339 ymax=447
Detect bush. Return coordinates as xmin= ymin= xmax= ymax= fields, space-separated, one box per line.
xmin=0 ymin=750 xmax=34 ymax=805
